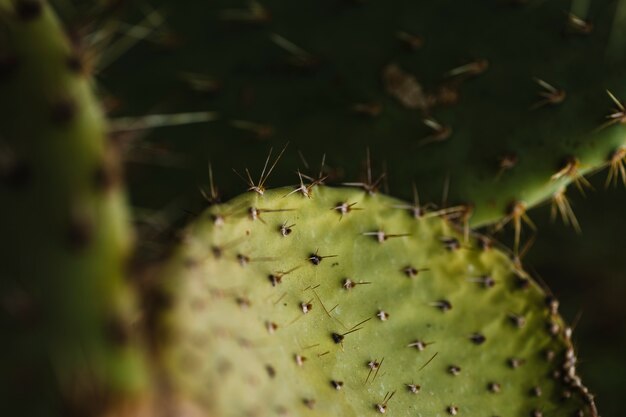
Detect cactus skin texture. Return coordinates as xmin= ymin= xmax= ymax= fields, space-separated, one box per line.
xmin=154 ymin=185 xmax=595 ymax=416
xmin=104 ymin=0 xmax=626 ymax=228
xmin=0 ymin=1 xmax=148 ymax=415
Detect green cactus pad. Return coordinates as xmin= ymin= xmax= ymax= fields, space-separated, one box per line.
xmin=154 ymin=185 xmax=595 ymax=416
xmin=103 ymin=0 xmax=626 ymax=228
xmin=0 ymin=1 xmax=148 ymax=415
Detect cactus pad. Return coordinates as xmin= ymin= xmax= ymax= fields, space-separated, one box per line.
xmin=154 ymin=185 xmax=595 ymax=416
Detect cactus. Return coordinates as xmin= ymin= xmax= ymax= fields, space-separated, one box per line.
xmin=152 ymin=185 xmax=596 ymax=416
xmin=0 ymin=0 xmax=615 ymax=415
xmin=99 ymin=0 xmax=626 ymax=230
xmin=0 ymin=1 xmax=149 ymax=415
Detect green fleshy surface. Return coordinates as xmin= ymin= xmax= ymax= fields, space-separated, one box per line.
xmin=157 ymin=186 xmax=594 ymax=416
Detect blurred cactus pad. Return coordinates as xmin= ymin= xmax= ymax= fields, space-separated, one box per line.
xmin=94 ymin=0 xmax=626 ymax=228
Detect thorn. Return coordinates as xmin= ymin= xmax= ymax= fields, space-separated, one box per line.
xmin=311 ymin=288 xmax=346 ymax=329
xmin=512 ymin=233 xmax=536 ymax=271
xmin=606 ymin=146 xmax=626 ymax=187
xmin=406 ymin=383 xmax=421 ymax=394
xmin=365 ymin=357 xmax=384 ymax=384
xmin=447 ymin=405 xmax=459 ymax=415
xmin=507 ymin=357 xmax=526 ymax=369
xmin=94 ymin=6 xmax=168 ymax=72
xmin=300 ymin=300 xmax=313 ymax=314
xmin=342 ymin=148 xmax=385 ymax=194
xmin=488 ymin=382 xmax=502 ymax=393
xmin=417 ymin=117 xmax=452 ymax=147
xmin=342 ymin=278 xmax=372 ymax=290
xmin=402 ymin=265 xmax=430 ymax=278
xmin=268 ymin=266 xmax=301 ymax=286
xmin=234 ymin=144 xmax=288 ymax=195
xmin=494 ymin=201 xmax=535 ymax=255
xmin=374 ymin=390 xmax=396 ymax=414
xmin=236 ymin=253 xmax=275 ymax=267
xmin=331 ymin=380 xmax=344 ymax=390
xmin=307 ymin=250 xmax=338 ymax=265
xmin=270 ymin=33 xmax=317 ymax=69
xmin=362 ymin=230 xmax=410 ymax=243
xmin=531 ymin=78 xmax=566 ymax=109
xmin=597 ymin=90 xmax=626 ymax=131
xmin=418 ymin=352 xmax=439 ymax=371
xmin=447 ymin=203 xmax=473 ymax=227
xmin=451 ymin=204 xmax=473 ymax=243
xmin=376 ymin=310 xmax=389 ymax=321
xmin=294 ymin=354 xmax=306 ymax=367
xmin=567 ymin=12 xmax=593 ymax=34
xmin=448 ymin=365 xmax=462 ymax=376
xmin=392 ymin=183 xmax=430 ymax=218
xmin=496 ymin=152 xmax=518 ymax=179
xmin=331 ymin=317 xmax=372 ymax=348
xmin=332 ymin=201 xmax=362 ymax=218
xmin=331 ymin=325 xmax=364 ymax=346
xmin=317 ymin=153 xmax=327 ymax=183
xmin=508 ymin=313 xmax=526 ymax=328
xmin=284 ymin=170 xmax=326 ymax=199
xmin=200 ymin=161 xmax=220 ymax=205
xmin=265 ymin=321 xmax=278 ymax=334
xmin=272 ymin=292 xmax=287 ymax=305
xmin=394 ymin=183 xmax=465 ymax=220
xmin=408 ymin=340 xmax=434 ymax=351
xmin=469 ymin=332 xmax=486 ymax=345
xmin=467 ymin=275 xmax=496 ymax=288
xmin=109 ymin=112 xmax=218 ymax=132
xmin=551 ymin=187 xmax=581 ymax=233
xmin=248 ymin=207 xmax=294 ymax=223
xmin=551 ymin=157 xmax=592 ymax=195
xmin=297 ymin=150 xmax=310 ymax=170
xmin=445 ymin=59 xmax=488 ymax=78
xmin=278 ymin=220 xmax=296 ymax=236
xmin=440 ymin=236 xmax=461 ymax=251
xmin=208 ymin=202 xmax=247 ymax=227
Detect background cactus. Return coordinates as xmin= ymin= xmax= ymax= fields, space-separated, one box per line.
xmin=96 ymin=0 xmax=626 ymax=230
xmin=2 ymin=0 xmax=624 ymax=415
xmin=0 ymin=1 xmax=148 ymax=415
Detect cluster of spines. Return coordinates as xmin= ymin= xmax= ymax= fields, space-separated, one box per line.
xmin=81 ymin=0 xmax=626 ymax=240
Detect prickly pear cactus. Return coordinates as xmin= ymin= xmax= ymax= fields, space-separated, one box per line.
xmin=104 ymin=0 xmax=626 ymax=228
xmin=154 ymin=185 xmax=595 ymax=416
xmin=0 ymin=1 xmax=148 ymax=415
